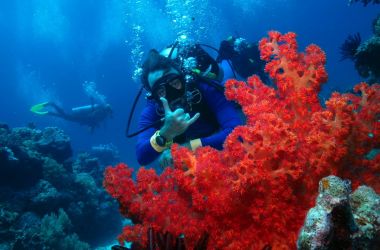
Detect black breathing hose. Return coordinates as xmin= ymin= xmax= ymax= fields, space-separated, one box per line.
xmin=125 ymin=86 xmax=163 ymax=138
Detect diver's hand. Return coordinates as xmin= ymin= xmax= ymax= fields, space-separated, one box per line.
xmin=159 ymin=149 xmax=173 ymax=168
xmin=160 ymin=97 xmax=200 ymax=141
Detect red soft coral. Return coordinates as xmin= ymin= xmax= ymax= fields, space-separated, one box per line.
xmin=104 ymin=31 xmax=380 ymax=249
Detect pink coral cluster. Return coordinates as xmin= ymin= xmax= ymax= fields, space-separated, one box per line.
xmin=104 ymin=31 xmax=380 ymax=249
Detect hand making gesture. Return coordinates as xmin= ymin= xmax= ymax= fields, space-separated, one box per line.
xmin=159 ymin=97 xmax=200 ymax=140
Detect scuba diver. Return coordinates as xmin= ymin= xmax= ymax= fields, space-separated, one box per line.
xmin=216 ymin=36 xmax=271 ymax=85
xmin=30 ymin=101 xmax=113 ymax=132
xmin=131 ymin=42 xmax=243 ymax=167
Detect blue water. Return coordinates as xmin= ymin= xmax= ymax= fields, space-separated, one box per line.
xmin=0 ymin=0 xmax=379 ymax=166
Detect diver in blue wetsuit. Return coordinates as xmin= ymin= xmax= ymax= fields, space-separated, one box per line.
xmin=135 ymin=44 xmax=243 ymax=167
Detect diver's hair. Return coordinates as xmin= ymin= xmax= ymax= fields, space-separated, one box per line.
xmin=141 ymin=49 xmax=180 ymax=92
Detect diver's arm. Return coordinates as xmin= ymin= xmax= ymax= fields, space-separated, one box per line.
xmin=136 ymin=103 xmax=163 ymax=165
xmin=220 ymin=60 xmax=236 ymax=83
xmin=197 ymin=84 xmax=243 ymax=149
xmin=136 ymin=99 xmax=199 ymax=165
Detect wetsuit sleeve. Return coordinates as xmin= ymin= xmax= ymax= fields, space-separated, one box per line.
xmin=220 ymin=60 xmax=235 ymax=84
xmin=199 ymin=84 xmax=243 ymax=149
xmin=135 ymin=103 xmax=162 ymax=166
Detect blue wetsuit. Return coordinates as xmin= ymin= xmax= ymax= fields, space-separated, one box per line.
xmin=136 ymin=79 xmax=243 ymax=166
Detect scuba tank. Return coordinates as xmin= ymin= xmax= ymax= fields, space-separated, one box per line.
xmin=160 ymin=42 xmax=223 ymax=83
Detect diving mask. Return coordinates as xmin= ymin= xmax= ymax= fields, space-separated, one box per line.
xmin=151 ymin=73 xmax=186 ymax=103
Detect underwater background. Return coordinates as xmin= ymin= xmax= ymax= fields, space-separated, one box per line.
xmin=1 ymin=0 xmax=379 ymax=166
xmin=0 ymin=0 xmax=379 ymax=249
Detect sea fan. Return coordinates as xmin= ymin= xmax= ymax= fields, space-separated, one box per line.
xmin=340 ymin=33 xmax=361 ymax=61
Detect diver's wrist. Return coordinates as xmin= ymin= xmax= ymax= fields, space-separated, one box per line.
xmin=159 ymin=129 xmax=174 ymax=141
xmin=150 ymin=130 xmax=174 ymax=153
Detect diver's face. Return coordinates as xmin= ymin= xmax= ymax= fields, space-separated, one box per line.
xmin=148 ymin=68 xmax=184 ymax=100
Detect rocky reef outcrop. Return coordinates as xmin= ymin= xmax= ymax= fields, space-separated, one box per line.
xmin=0 ymin=125 xmax=71 ymax=188
xmin=297 ymin=175 xmax=380 ymax=249
xmin=0 ymin=123 xmax=122 ymax=249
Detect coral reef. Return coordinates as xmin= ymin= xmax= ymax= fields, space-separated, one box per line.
xmin=9 ymin=209 xmax=91 ymax=250
xmin=72 ymin=144 xmax=119 ymax=186
xmin=0 ymin=124 xmax=123 ymax=249
xmin=0 ymin=126 xmax=71 ymax=188
xmin=297 ymin=176 xmax=379 ymax=249
xmin=341 ymin=15 xmax=380 ymax=84
xmin=373 ymin=14 xmax=380 ymax=36
xmin=355 ymin=36 xmax=380 ymax=83
xmin=350 ymin=186 xmax=380 ymax=248
xmin=90 ymin=143 xmax=120 ymax=166
xmin=349 ymin=0 xmax=380 ymax=6
xmin=104 ymin=31 xmax=379 ymax=249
